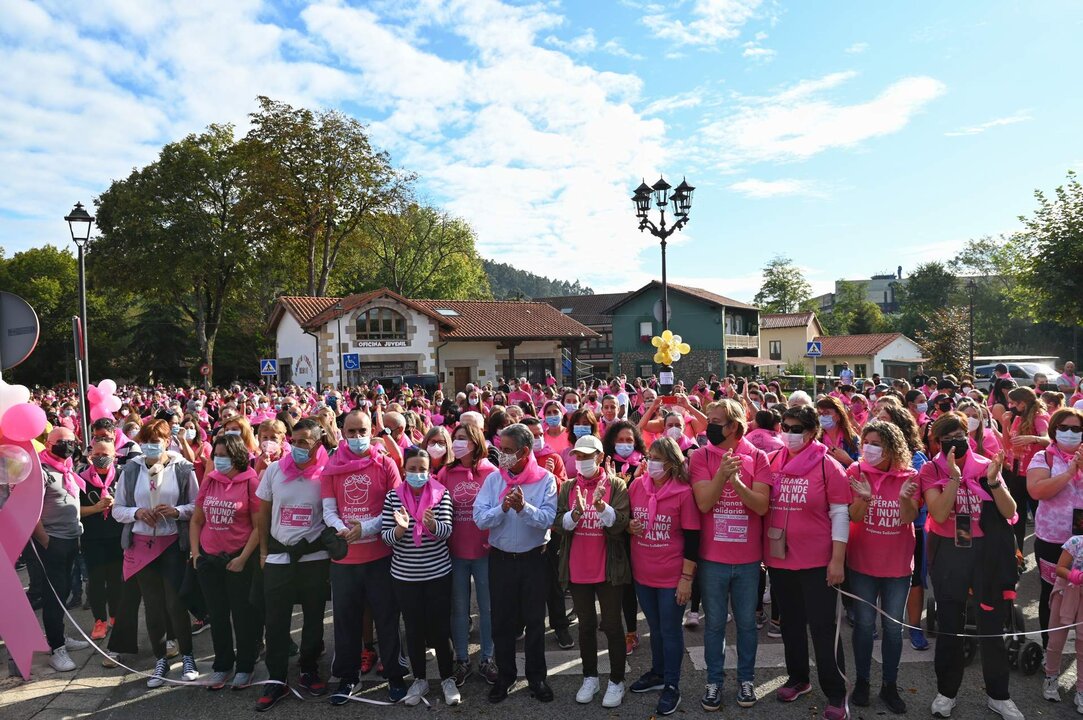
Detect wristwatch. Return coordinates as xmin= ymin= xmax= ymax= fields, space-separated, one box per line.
xmin=987 ymin=481 xmax=1004 ymax=490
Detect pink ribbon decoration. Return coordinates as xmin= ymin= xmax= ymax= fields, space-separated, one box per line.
xmin=0 ymin=441 xmax=50 ymax=679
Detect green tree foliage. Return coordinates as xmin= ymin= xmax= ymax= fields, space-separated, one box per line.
xmin=483 ymin=260 xmax=594 ymax=299
xmin=754 ymin=255 xmax=812 ymax=313
xmin=915 ymin=306 xmax=970 ymax=377
xmin=92 ymin=124 xmax=261 ymax=386
xmin=897 ymin=262 xmax=958 ymax=337
xmin=246 ymin=96 xmax=410 ymax=297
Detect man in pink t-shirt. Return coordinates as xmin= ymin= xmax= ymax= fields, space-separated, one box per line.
xmin=320 ymin=410 xmax=407 ymax=702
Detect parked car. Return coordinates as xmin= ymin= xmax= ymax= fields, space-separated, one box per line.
xmin=974 ymin=362 xmax=1059 ymax=392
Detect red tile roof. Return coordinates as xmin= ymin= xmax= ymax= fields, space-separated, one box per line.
xmin=538 ymin=293 xmax=631 ymax=326
xmin=270 ymin=296 xmax=343 ymax=330
xmin=814 ymin=333 xmax=907 ymax=357
xmin=303 ymin=289 xmax=447 ymax=329
xmin=760 ymin=312 xmax=816 ymax=329
xmin=412 ymin=299 xmax=599 ymax=341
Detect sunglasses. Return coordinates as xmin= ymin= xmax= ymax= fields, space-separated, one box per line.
xmin=781 ymin=423 xmax=808 ymax=434
xmin=1056 ymin=425 xmax=1083 ymax=434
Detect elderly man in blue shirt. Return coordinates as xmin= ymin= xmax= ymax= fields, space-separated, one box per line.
xmin=473 ymin=423 xmax=558 ymax=704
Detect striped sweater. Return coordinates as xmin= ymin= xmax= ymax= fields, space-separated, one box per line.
xmin=380 ymin=488 xmax=453 ymax=581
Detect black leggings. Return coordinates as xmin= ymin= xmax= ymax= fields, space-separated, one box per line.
xmin=1002 ymin=466 xmax=1030 ymax=554
xmin=395 ymin=575 xmax=453 ymax=681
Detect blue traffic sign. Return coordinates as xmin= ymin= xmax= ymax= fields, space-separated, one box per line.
xmin=342 ymin=353 xmax=360 ymax=370
xmin=260 ymin=358 xmax=278 ymax=375
xmin=805 ymin=341 xmax=823 ymax=358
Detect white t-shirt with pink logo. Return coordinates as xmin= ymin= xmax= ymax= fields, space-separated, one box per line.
xmin=628 ymin=478 xmax=701 ymax=588
xmin=256 ymin=460 xmax=329 ymax=564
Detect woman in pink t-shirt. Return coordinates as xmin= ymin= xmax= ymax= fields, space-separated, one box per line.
xmin=688 ymin=400 xmax=771 ymax=711
xmin=626 ymin=436 xmax=700 ymax=717
xmin=918 ymin=413 xmax=1018 ymax=719
xmin=189 ymin=434 xmax=262 ymax=689
xmin=845 ymin=421 xmax=919 ymax=713
xmin=1001 ymin=386 xmax=1050 ymax=555
xmin=764 ymin=405 xmax=850 ymax=720
xmin=956 ymin=398 xmax=1001 ymax=459
xmin=554 ymin=435 xmax=630 ymax=708
xmin=437 ymin=423 xmax=498 ymax=684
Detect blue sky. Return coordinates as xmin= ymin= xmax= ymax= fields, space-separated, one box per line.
xmin=2 ymin=0 xmax=1081 ymax=300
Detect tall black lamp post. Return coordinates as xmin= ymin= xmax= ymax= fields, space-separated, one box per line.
xmin=631 ymin=176 xmax=694 ymax=393
xmin=966 ymin=277 xmax=977 ymax=375
xmin=65 ymin=202 xmax=94 ymax=443
xmin=334 ymin=301 xmax=344 ymax=390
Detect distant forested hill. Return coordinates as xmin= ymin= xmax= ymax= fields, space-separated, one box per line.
xmin=483 ymin=259 xmax=594 ymax=299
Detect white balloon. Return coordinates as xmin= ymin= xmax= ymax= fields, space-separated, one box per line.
xmin=0 ymin=443 xmax=32 ymax=485
xmin=0 ymin=378 xmax=31 ymax=418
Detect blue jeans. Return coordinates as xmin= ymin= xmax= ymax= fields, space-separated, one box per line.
xmin=635 ymin=582 xmax=686 ymax=687
xmin=849 ymin=570 xmax=910 ymax=685
xmin=699 ymin=560 xmax=760 ymax=686
xmin=451 ymin=556 xmax=494 ymax=662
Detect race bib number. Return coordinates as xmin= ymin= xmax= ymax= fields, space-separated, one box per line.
xmin=280 ymin=505 xmax=313 ymax=528
xmin=713 ymin=514 xmax=748 ymax=543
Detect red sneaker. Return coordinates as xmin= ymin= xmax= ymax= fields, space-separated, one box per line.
xmin=360 ymin=648 xmax=377 ymax=675
xmin=91 ymin=619 xmax=109 ymax=641
xmin=625 ymin=632 xmax=639 ymax=656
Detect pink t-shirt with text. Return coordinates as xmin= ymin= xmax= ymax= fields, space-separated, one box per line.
xmin=688 ymin=443 xmax=772 ymax=565
xmin=320 ymin=453 xmax=401 ymax=564
xmin=567 ymin=472 xmax=612 ymax=585
xmin=196 ymin=470 xmax=260 ymax=556
xmin=845 ymin=463 xmax=918 ymax=578
xmin=628 ymin=478 xmax=701 ymax=588
xmin=438 ymin=459 xmax=498 ymax=560
xmin=918 ymin=452 xmax=990 ymax=540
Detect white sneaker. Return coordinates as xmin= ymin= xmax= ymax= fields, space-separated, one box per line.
xmin=165 ymin=640 xmax=179 ymax=658
xmin=1044 ymin=675 xmax=1062 ymax=702
xmin=147 ymin=658 xmax=169 ymax=688
xmin=683 ymin=611 xmax=701 ymax=628
xmin=181 ymin=655 xmax=199 ymax=682
xmin=404 ymin=678 xmax=429 ymax=706
xmin=987 ymin=697 xmax=1024 ymax=720
xmin=49 ymin=647 xmax=76 ymax=672
xmin=931 ymin=693 xmax=956 ymax=718
xmin=65 ymin=637 xmax=89 ymax=651
xmin=576 ymin=676 xmax=600 ymax=703
xmin=441 ymin=678 xmax=461 ymax=706
xmin=602 ymin=680 xmax=626 ymax=708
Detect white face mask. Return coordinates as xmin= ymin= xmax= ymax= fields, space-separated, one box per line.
xmin=862 ymin=444 xmax=883 ymax=465
xmin=967 ymin=417 xmax=981 ymax=433
xmin=783 ymin=431 xmax=807 ymax=452
xmin=532 ymin=436 xmax=545 ymax=452
xmin=1056 ymin=429 xmax=1083 ymax=450
xmin=647 ymin=459 xmax=666 ymax=480
xmin=452 ymin=439 xmax=471 ymax=458
xmin=665 ymin=426 xmax=683 ymax=440
xmin=497 ymin=451 xmax=520 ymax=470
xmin=576 ymin=459 xmax=598 ymax=477
xmin=427 ymin=443 xmax=447 ymax=459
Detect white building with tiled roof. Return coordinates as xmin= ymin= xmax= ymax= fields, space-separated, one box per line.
xmin=269 ymin=288 xmax=598 ymax=391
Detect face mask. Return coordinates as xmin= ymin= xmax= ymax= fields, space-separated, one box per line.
xmin=347 ymin=436 xmax=370 ymax=454
xmin=405 ymin=472 xmax=429 ymax=488
xmin=213 ymin=456 xmax=234 ymax=473
xmin=819 ymin=415 xmax=836 ymax=430
xmin=647 ymin=459 xmax=666 ymax=480
xmin=291 ymin=447 xmax=311 ymax=464
xmin=782 ymin=432 xmax=807 ymax=452
xmin=261 ymin=440 xmax=280 ymax=455
xmin=225 ymin=430 xmax=241 ymax=437
xmin=666 ymin=426 xmax=683 ymax=440
xmin=862 ymin=444 xmax=883 ymax=465
xmin=564 ymin=402 xmax=579 ymax=413
xmin=260 ymin=402 xmax=270 ymax=409
xmin=185 ymin=428 xmax=197 ymax=441
xmin=705 ymin=423 xmax=726 ymax=446
xmin=497 ymin=451 xmax=520 ymax=470
xmin=62 ymin=409 xmax=75 ymax=418
xmin=752 ymin=401 xmax=761 ymax=411
xmin=427 ymin=443 xmax=447 ymax=459
xmin=615 ymin=442 xmax=635 ymax=457
xmin=916 ymin=402 xmax=929 ymax=414
xmin=171 ymin=424 xmax=181 ymax=436
xmin=572 ymin=425 xmax=591 ymax=438
xmin=940 ymin=438 xmax=968 ymax=459
xmin=544 ymin=415 xmax=561 ymax=428
xmin=91 ymin=455 xmax=113 ymax=470
xmin=50 ymin=440 xmax=78 ymax=459
xmin=576 ymin=459 xmax=598 ymax=477
xmin=141 ymin=443 xmax=163 ymax=459
xmin=529 ymin=436 xmax=545 ymax=453
xmin=125 ymin=428 xmax=138 ymax=440
xmin=468 ymin=398 xmax=479 ymax=406
xmin=967 ymin=417 xmax=981 ymax=433
xmin=1056 ymin=429 xmax=1083 ymax=450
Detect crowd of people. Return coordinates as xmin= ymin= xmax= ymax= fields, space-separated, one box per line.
xmin=11 ymin=359 xmax=1083 ymax=720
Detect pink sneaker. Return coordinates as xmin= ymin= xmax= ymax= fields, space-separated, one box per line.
xmin=822 ymin=701 xmax=849 ymax=720
xmin=776 ymin=680 xmax=812 ymax=702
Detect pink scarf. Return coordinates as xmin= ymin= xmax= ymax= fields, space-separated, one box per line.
xmin=932 ymin=449 xmax=993 ymax=502
xmin=771 ymin=440 xmax=830 ymax=478
xmin=79 ymin=465 xmax=115 ymax=516
xmin=571 ymin=469 xmax=612 ymax=507
xmin=396 ymin=480 xmax=446 ymax=546
xmin=205 ymin=467 xmax=257 ymax=487
xmin=498 ymin=451 xmax=549 ymax=501
xmin=279 ymin=445 xmax=328 ymax=482
xmin=323 ymin=445 xmax=379 ymax=476
xmin=856 ymin=461 xmax=914 ymax=494
xmin=642 ymin=474 xmax=684 ymax=530
xmin=1047 ymin=444 xmax=1083 ymax=482
xmin=39 ymin=451 xmax=84 ymax=497
xmin=123 ymin=534 xmax=177 ymax=581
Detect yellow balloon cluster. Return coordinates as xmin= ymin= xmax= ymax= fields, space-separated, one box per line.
xmin=651 ymin=329 xmax=691 ymax=366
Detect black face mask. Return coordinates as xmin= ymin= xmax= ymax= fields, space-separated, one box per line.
xmin=705 ymin=423 xmax=727 ymax=446
xmin=51 ymin=440 xmax=78 ymax=459
xmin=940 ymin=438 xmax=968 ymax=459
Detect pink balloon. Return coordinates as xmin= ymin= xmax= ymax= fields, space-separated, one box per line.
xmin=98 ymin=379 xmax=117 ymax=396
xmin=87 ymin=385 xmax=102 ymax=404
xmin=0 ymin=403 xmax=47 ymax=443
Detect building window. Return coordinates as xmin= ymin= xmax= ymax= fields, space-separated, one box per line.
xmin=769 ymin=340 xmax=782 ymax=361
xmin=355 ymin=307 xmax=407 ymax=341
xmin=502 ymin=359 xmax=555 ymax=384
xmin=855 ymin=364 xmax=867 ymax=378
xmin=639 ymin=321 xmax=653 ymax=339
xmin=638 ymin=364 xmax=654 ymax=379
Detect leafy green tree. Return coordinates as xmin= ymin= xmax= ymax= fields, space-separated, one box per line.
xmin=914 ymin=306 xmax=969 ymax=377
xmin=483 ymin=260 xmax=593 ymax=299
xmin=246 ymin=96 xmax=410 ymax=297
xmin=92 ymin=124 xmax=261 ymax=386
xmin=898 ymin=262 xmax=958 ymax=336
xmin=849 ymin=301 xmax=886 ymax=334
xmin=754 ymin=255 xmax=812 ymax=313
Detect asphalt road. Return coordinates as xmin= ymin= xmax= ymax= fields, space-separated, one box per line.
xmin=2 ymin=533 xmax=1081 ymax=720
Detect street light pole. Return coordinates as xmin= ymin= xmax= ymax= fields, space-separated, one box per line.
xmin=631 ymin=176 xmax=694 ymax=393
xmin=966 ymin=278 xmax=976 ymax=376
xmin=334 ymin=302 xmax=344 ymax=391
xmin=65 ymin=202 xmax=95 ymax=444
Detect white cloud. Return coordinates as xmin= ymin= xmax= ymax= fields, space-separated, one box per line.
xmin=643 ymin=0 xmax=763 ymax=47
xmin=845 ymin=42 xmax=869 ymax=54
xmin=642 ymin=90 xmax=704 ymax=116
xmin=700 ymin=71 xmax=946 ymax=165
xmin=602 ymin=39 xmax=644 ymax=60
xmin=944 ymin=110 xmax=1032 ymax=137
xmin=728 ymin=178 xmax=824 ymax=198
xmin=545 ymin=29 xmax=597 ymax=54
xmin=741 ymin=30 xmax=775 ymax=61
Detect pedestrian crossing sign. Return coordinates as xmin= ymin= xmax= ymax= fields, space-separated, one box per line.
xmin=260 ymin=358 xmax=278 ymax=375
